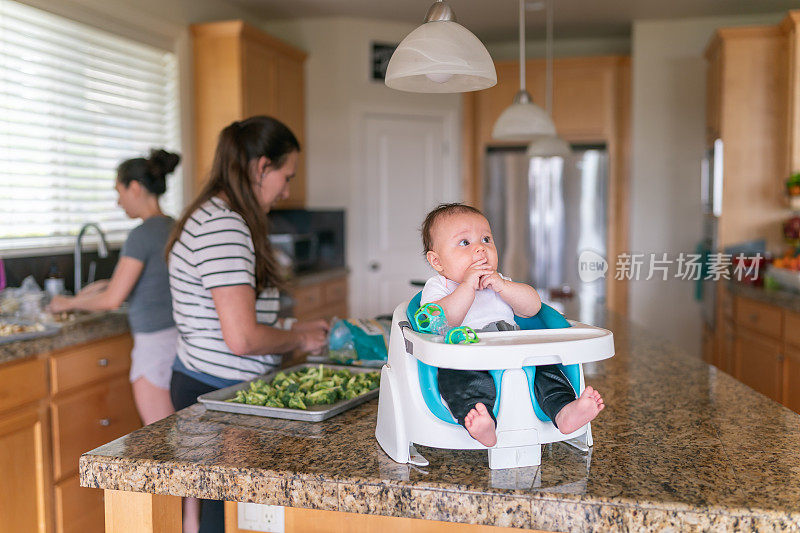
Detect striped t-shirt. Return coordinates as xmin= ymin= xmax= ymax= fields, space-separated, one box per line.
xmin=168 ymin=197 xmax=282 ymax=382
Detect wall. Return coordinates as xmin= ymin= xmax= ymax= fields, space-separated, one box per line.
xmin=629 ymin=12 xmax=784 ymax=356
xmin=262 ymin=17 xmax=463 ymax=314
xmin=486 ymin=36 xmax=630 ymax=61
xmin=262 ymin=17 xmax=463 ymax=208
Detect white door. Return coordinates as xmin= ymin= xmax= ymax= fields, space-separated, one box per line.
xmin=355 ymin=112 xmax=457 ymax=318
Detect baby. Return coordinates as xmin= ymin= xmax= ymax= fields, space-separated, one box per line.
xmin=420 ymin=203 xmax=604 ymax=447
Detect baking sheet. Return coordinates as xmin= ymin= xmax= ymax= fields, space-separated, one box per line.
xmin=198 ymin=363 xmax=381 ymax=422
xmin=0 ymin=318 xmax=62 ymax=345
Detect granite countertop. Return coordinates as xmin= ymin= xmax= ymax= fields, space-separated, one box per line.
xmin=727 ymin=281 xmax=800 ymax=313
xmin=79 ymin=309 xmax=800 ymax=531
xmin=0 ymin=311 xmax=130 ymax=366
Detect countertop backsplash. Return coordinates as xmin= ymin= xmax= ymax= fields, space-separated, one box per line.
xmin=2 ymin=249 xmax=120 ymax=295
xmin=2 ymin=209 xmax=344 ymax=294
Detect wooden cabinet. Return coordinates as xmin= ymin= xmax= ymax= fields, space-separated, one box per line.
xmin=784 ymin=345 xmax=800 ymax=413
xmin=0 ymin=359 xmax=51 ymax=533
xmin=734 ymin=297 xmax=783 ymax=339
xmin=54 ymin=475 xmax=104 ymax=533
xmin=49 ymin=333 xmax=138 ymax=533
xmin=192 ymin=20 xmax=307 ymax=206
xmin=0 ymin=333 xmax=136 ymax=533
xmin=51 ymin=376 xmax=140 ymax=480
xmin=721 ymin=319 xmax=737 ymax=377
xmin=781 ymin=12 xmax=800 ymax=175
xmin=716 ymin=294 xmax=800 ymax=410
xmin=735 ymin=328 xmax=783 ymax=402
xmin=705 ymin=26 xmax=787 ymax=252
xmin=290 ymin=275 xmax=348 ymax=321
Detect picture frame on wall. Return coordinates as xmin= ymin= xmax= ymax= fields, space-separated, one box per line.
xmin=371 ymin=42 xmax=397 ymax=81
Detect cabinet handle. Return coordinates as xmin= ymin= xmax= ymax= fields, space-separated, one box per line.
xmin=777 ymin=354 xmax=785 ymax=362
xmin=748 ymin=313 xmax=758 ymax=322
xmin=99 ymin=418 xmax=111 ymax=427
xmin=97 ymin=358 xmax=109 ymax=367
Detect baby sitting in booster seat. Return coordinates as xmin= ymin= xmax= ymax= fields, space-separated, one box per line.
xmin=420 ymin=203 xmax=605 ymax=447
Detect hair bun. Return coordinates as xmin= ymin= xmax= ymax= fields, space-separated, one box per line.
xmin=147 ymin=149 xmax=181 ymax=177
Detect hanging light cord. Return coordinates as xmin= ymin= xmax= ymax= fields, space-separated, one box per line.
xmin=545 ymin=0 xmax=553 ymax=114
xmin=519 ymin=0 xmax=526 ymax=92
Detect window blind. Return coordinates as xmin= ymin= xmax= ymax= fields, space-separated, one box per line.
xmin=0 ymin=0 xmax=181 ymax=252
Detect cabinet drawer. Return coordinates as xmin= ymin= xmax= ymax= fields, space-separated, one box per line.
xmin=0 ymin=357 xmax=47 ymax=413
xmin=50 ymin=334 xmax=132 ymax=395
xmin=51 ymin=376 xmax=140 ymax=480
xmin=785 ymin=311 xmax=800 ymax=348
xmin=292 ymin=284 xmax=323 ymax=315
xmin=55 ymin=474 xmax=104 ymax=533
xmin=735 ymin=297 xmax=782 ymax=339
xmin=323 ymin=278 xmax=348 ymax=305
xmin=735 ymin=330 xmax=782 ymax=401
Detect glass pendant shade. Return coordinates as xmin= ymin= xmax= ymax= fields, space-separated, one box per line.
xmin=385 ymin=22 xmax=497 ymax=93
xmin=492 ymin=90 xmax=557 ymax=141
xmin=385 ymin=2 xmax=497 ymax=93
xmin=526 ymin=135 xmax=571 ymax=158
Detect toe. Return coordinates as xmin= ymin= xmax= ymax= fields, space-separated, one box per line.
xmin=475 ymin=403 xmax=488 ymax=415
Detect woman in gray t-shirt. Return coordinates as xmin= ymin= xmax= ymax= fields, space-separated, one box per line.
xmin=49 ymin=149 xmax=181 ymax=426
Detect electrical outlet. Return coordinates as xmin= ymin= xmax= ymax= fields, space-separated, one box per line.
xmin=237 ymin=502 xmax=285 ymax=533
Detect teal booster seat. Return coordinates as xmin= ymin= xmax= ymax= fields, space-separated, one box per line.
xmin=375 ymin=293 xmax=615 ymax=469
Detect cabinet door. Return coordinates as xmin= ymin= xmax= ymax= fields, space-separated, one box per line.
xmin=54 ymin=474 xmax=104 ymax=533
xmin=705 ymin=42 xmax=722 ymax=144
xmin=735 ymin=329 xmax=783 ymax=401
xmin=721 ymin=320 xmax=736 ymax=377
xmin=274 ymin=52 xmax=306 ymax=208
xmin=784 ymin=346 xmax=800 ymax=414
xmin=0 ymin=405 xmax=50 ymax=533
xmin=51 ymin=376 xmax=141 ymax=480
xmin=551 ymin=61 xmax=613 ymax=140
xmin=242 ymin=38 xmax=277 ymax=118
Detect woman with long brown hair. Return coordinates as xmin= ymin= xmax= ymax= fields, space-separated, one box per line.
xmin=166 ymin=116 xmax=328 ymax=531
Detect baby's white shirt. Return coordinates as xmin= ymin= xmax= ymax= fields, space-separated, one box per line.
xmin=420 ymin=274 xmax=514 ymax=330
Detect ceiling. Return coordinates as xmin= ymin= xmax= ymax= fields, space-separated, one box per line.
xmin=223 ymin=0 xmax=799 ymax=40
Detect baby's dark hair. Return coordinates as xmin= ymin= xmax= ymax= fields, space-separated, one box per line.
xmin=117 ymin=148 xmax=181 ymax=196
xmin=421 ymin=203 xmax=485 ymax=253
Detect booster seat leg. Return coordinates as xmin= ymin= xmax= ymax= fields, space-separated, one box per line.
xmin=488 ymin=444 xmax=541 ymax=469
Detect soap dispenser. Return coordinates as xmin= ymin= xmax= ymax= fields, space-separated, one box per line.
xmin=44 ymin=262 xmax=65 ymax=297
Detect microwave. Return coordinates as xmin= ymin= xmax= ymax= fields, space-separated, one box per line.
xmin=269 ymin=233 xmax=319 ymax=271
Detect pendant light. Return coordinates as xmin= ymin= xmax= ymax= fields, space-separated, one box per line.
xmin=385 ymin=1 xmax=497 ymax=93
xmin=527 ymin=0 xmax=570 ymax=158
xmin=492 ymin=0 xmax=556 ymax=141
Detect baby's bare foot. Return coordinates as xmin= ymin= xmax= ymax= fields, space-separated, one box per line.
xmin=554 ymin=386 xmax=605 ymax=434
xmin=464 ymin=403 xmax=497 ymax=447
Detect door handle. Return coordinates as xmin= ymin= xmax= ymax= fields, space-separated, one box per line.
xmin=369 ymin=262 xmax=380 ymax=272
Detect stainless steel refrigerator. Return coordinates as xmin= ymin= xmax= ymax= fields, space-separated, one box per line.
xmin=483 ymin=146 xmax=608 ymax=323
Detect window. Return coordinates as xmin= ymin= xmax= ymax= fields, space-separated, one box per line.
xmin=0 ymin=0 xmax=181 ymax=252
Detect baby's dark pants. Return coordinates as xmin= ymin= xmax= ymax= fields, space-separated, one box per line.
xmin=436 ymin=322 xmax=577 ymax=429
xmin=437 ymin=365 xmax=576 ymax=428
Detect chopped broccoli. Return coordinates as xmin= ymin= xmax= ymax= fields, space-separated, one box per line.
xmin=226 ymin=366 xmax=380 ymax=409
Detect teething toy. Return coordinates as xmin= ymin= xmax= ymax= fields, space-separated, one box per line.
xmin=413 ymin=303 xmax=447 ymax=334
xmin=445 ymin=326 xmax=479 ymax=345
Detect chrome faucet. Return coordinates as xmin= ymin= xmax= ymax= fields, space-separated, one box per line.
xmin=74 ymin=222 xmax=109 ymax=293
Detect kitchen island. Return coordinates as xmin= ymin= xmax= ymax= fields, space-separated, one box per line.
xmin=79 ymin=308 xmax=800 ymax=531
